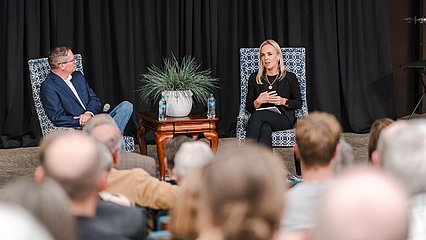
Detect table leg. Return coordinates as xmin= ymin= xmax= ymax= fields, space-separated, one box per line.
xmin=137 ymin=122 xmax=147 ymax=155
xmin=204 ymin=131 xmax=218 ymax=152
xmin=155 ymin=132 xmax=174 ymax=181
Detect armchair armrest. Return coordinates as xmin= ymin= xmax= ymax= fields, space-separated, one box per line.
xmin=236 ymin=109 xmax=251 ymax=143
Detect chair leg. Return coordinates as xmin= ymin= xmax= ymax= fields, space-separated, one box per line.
xmin=293 ymin=151 xmax=302 ymax=176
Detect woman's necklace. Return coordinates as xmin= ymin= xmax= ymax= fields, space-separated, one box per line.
xmin=265 ymin=74 xmax=279 ymax=90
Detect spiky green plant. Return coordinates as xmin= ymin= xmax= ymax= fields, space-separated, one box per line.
xmin=137 ymin=55 xmax=218 ymax=105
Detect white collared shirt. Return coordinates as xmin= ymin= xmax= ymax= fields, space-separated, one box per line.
xmin=64 ymin=75 xmax=86 ymax=110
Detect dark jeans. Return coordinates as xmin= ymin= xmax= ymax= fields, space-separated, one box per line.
xmin=246 ymin=110 xmax=292 ymax=148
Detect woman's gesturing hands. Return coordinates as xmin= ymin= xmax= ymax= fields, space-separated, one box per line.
xmin=254 ymin=91 xmax=288 ymax=108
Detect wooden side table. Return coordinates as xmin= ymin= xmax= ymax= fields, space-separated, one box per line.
xmin=137 ymin=112 xmax=219 ymax=180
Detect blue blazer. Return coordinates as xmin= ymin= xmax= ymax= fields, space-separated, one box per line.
xmin=40 ymin=71 xmax=101 ymax=127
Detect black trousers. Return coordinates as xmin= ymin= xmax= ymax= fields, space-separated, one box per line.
xmin=246 ymin=110 xmax=292 ymax=148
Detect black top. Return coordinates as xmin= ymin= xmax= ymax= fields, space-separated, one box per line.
xmin=76 ymin=216 xmax=126 ymax=240
xmin=245 ymin=71 xmax=302 ymax=124
xmin=95 ymin=200 xmax=147 ymax=240
xmin=75 ymin=200 xmax=147 ymax=240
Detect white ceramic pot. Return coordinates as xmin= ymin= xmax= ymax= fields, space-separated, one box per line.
xmin=162 ymin=90 xmax=193 ymax=117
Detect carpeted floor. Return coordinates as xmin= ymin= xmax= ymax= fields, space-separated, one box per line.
xmin=0 ymin=147 xmax=40 ymax=188
xmin=0 ymin=133 xmax=369 ymax=188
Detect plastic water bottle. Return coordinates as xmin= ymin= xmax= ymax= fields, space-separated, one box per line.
xmin=158 ymin=96 xmax=167 ymax=121
xmin=207 ymin=93 xmax=216 ymax=118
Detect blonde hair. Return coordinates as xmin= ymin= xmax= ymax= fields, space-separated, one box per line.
xmin=256 ymin=39 xmax=287 ymax=84
xmin=198 ymin=143 xmax=286 ymax=240
xmin=170 ymin=169 xmax=203 ymax=240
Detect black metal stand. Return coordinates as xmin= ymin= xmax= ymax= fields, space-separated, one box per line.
xmin=401 ymin=60 xmax=426 ymax=119
xmin=294 ymin=151 xmax=302 ymax=176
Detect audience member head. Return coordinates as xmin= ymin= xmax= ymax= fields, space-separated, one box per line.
xmin=36 ymin=132 xmax=105 ymax=214
xmin=84 ymin=114 xmax=122 ymax=168
xmin=375 ymin=120 xmax=408 ymax=167
xmin=197 ymin=143 xmax=286 ymax=240
xmin=368 ymin=118 xmax=394 ymax=164
xmin=170 ymin=168 xmax=203 ymax=240
xmin=333 ymin=138 xmax=354 ymax=175
xmin=83 ymin=113 xmax=118 ymax=134
xmin=314 ymin=167 xmax=409 ymax=240
xmin=295 ymin=112 xmax=341 ymax=169
xmin=165 ymin=135 xmax=193 ymax=172
xmin=383 ymin=119 xmax=426 ymax=195
xmin=0 ymin=203 xmax=54 ymax=240
xmin=173 ymin=141 xmax=214 ymax=182
xmin=97 ymin=142 xmax=114 ymax=172
xmin=0 ymin=178 xmax=76 ymax=240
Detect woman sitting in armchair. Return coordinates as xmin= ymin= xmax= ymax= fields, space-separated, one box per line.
xmin=245 ymin=39 xmax=302 ymax=148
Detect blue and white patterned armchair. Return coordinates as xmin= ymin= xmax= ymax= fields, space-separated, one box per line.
xmin=237 ymin=47 xmax=308 ymax=146
xmin=237 ymin=47 xmax=308 ymax=176
xmin=28 ymin=54 xmax=135 ymax=152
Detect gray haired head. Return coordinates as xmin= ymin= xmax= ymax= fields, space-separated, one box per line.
xmin=174 ymin=141 xmax=214 ymax=180
xmin=383 ymin=119 xmax=426 ymax=195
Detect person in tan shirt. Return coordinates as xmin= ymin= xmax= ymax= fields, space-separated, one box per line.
xmin=84 ymin=114 xmax=178 ymax=209
xmin=107 ymin=167 xmax=178 ymax=209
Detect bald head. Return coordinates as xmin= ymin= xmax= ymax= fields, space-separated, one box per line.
xmin=89 ymin=123 xmax=122 ymax=154
xmin=314 ymin=167 xmax=409 ymax=240
xmin=42 ymin=133 xmax=98 ymax=177
xmin=39 ymin=132 xmax=102 ymax=201
xmin=374 ymin=120 xmax=408 ymax=167
xmin=83 ymin=113 xmax=117 ymax=134
xmin=174 ymin=141 xmax=214 ymax=180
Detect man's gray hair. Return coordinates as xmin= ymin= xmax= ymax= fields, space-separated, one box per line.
xmin=383 ymin=119 xmax=426 ymax=195
xmin=83 ymin=113 xmax=117 ymax=134
xmin=83 ymin=114 xmax=121 ymax=154
xmin=376 ymin=120 xmax=407 ymax=167
xmin=97 ymin=141 xmax=113 ymax=171
xmin=333 ymin=138 xmax=353 ymax=175
xmin=174 ymin=141 xmax=214 ymax=179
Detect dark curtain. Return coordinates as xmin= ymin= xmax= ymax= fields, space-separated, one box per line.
xmin=0 ymin=0 xmax=394 ymax=148
xmin=287 ymin=0 xmax=395 ymax=132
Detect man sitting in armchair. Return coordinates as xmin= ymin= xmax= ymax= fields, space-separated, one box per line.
xmin=40 ymin=46 xmax=132 ymax=133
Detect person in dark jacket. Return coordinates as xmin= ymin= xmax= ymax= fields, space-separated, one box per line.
xmin=245 ymin=39 xmax=302 ymax=148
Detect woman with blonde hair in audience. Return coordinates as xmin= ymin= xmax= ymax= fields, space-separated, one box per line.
xmin=169 ymin=168 xmax=203 ymax=240
xmin=197 ymin=143 xmax=287 ymax=240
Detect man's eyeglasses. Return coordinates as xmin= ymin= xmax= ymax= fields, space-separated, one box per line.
xmin=58 ymin=58 xmax=76 ymax=65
